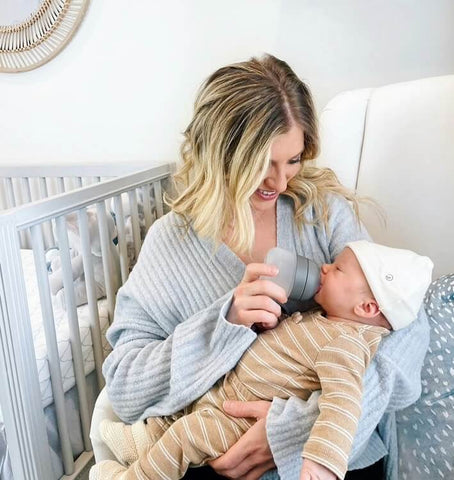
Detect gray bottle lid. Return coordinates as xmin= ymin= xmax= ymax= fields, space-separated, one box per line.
xmin=264 ymin=247 xmax=320 ymax=301
xmin=292 ymin=255 xmax=320 ymax=301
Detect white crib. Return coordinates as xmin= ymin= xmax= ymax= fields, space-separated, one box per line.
xmin=0 ymin=163 xmax=174 ymax=480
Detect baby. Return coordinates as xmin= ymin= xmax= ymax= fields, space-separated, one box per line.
xmin=90 ymin=240 xmax=433 ymax=480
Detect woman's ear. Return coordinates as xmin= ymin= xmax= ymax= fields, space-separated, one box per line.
xmin=354 ymin=299 xmax=381 ymax=319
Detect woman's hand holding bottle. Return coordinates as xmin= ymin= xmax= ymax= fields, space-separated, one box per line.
xmin=227 ymin=263 xmax=287 ymax=330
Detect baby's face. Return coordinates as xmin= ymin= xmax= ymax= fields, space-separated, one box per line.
xmin=314 ymin=248 xmax=369 ymax=318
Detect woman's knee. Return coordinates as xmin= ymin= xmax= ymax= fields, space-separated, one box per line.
xmin=90 ymin=387 xmax=121 ymax=462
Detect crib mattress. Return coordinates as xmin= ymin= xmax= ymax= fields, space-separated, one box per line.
xmin=20 ymin=249 xmax=111 ymax=409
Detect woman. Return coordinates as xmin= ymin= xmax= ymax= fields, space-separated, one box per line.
xmin=91 ymin=54 xmax=429 ymax=479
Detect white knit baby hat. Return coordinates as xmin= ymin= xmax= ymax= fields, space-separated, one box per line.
xmin=346 ymin=241 xmax=434 ymax=330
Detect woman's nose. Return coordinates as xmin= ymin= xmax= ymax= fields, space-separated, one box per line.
xmin=266 ymin=167 xmax=287 ymax=191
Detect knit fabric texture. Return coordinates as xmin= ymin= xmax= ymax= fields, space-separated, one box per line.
xmin=102 ymin=194 xmax=429 ymax=479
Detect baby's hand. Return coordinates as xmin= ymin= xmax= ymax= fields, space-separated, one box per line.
xmin=300 ymin=458 xmax=337 ymax=480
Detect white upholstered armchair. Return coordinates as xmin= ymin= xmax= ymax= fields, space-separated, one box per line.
xmin=318 ymin=75 xmax=454 ymax=479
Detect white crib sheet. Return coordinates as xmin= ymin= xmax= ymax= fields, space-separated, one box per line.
xmin=20 ymin=249 xmax=111 ymax=408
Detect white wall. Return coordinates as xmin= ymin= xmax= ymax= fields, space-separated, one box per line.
xmin=0 ymin=0 xmax=280 ymax=167
xmin=0 ymin=0 xmax=453 ymax=167
xmin=275 ymin=0 xmax=454 ymax=111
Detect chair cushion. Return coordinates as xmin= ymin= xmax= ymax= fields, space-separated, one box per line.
xmin=396 ymin=274 xmax=454 ymax=478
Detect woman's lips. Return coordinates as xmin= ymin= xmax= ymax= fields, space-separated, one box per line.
xmin=255 ymin=189 xmax=278 ymax=201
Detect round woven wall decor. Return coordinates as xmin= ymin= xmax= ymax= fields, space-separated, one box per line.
xmin=0 ymin=0 xmax=89 ymax=73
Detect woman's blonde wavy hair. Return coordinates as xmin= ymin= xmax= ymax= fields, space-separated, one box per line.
xmin=168 ymin=54 xmax=361 ymax=255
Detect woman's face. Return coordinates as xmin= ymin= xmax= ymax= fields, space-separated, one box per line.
xmin=250 ymin=124 xmax=304 ymax=214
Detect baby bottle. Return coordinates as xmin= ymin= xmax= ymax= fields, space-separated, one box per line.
xmin=263 ymin=247 xmax=320 ymax=302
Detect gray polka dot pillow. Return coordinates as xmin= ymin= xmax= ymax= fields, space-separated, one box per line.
xmin=396 ymin=274 xmax=454 ymax=478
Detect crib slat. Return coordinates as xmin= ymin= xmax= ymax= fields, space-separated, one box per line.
xmin=0 ymin=179 xmax=7 ymax=210
xmin=12 ymin=179 xmax=22 ymax=206
xmin=142 ymin=184 xmax=153 ymax=232
xmin=95 ymin=202 xmax=119 ymax=323
xmin=29 ymin=178 xmax=40 ymax=203
xmin=0 ymin=223 xmax=54 ymax=480
xmin=56 ymin=177 xmax=65 ymax=194
xmin=5 ymin=177 xmax=16 ymax=208
xmin=19 ymin=179 xmax=33 ymax=248
xmin=128 ymin=190 xmax=142 ymax=255
xmin=38 ymin=177 xmax=55 ymax=247
xmin=38 ymin=177 xmax=49 ymax=199
xmin=30 ymin=224 xmax=75 ymax=475
xmin=55 ymin=216 xmax=92 ymax=451
xmin=77 ymin=208 xmax=105 ymax=391
xmin=113 ymin=195 xmax=129 ymax=283
xmin=153 ymin=180 xmax=164 ymax=218
xmin=20 ymin=178 xmax=32 ymax=204
xmin=5 ymin=178 xmax=28 ymax=248
xmin=65 ymin=178 xmax=74 ymax=192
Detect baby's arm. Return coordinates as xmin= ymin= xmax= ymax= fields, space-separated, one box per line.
xmin=302 ymin=332 xmax=371 ymax=479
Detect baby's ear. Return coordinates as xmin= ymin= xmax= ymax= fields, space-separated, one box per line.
xmin=354 ymin=299 xmax=381 ymax=319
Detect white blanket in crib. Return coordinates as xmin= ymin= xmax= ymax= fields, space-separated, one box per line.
xmin=20 ymin=249 xmax=111 ymax=408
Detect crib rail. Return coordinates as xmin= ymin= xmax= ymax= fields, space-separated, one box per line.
xmin=0 ymin=163 xmax=173 ymax=480
xmin=0 ymin=163 xmax=155 ymax=249
xmin=0 ymin=164 xmax=151 ymax=209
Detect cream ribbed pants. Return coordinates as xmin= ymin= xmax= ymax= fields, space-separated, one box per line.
xmin=90 ymin=373 xmax=257 ymax=480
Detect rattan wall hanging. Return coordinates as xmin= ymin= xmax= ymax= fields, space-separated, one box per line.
xmin=0 ymin=0 xmax=89 ymax=73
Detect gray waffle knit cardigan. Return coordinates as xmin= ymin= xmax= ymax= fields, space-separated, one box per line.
xmin=103 ymin=194 xmax=429 ymax=480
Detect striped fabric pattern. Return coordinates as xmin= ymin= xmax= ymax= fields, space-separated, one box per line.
xmin=235 ymin=311 xmax=388 ymax=479
xmin=93 ymin=311 xmax=388 ymax=480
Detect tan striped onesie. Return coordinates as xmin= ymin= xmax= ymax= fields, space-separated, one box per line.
xmin=94 ymin=310 xmax=389 ymax=480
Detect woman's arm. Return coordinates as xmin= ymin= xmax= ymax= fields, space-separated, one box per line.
xmin=103 ymin=287 xmax=256 ymax=423
xmin=349 ymin=306 xmax=429 ymax=465
xmin=103 ymin=216 xmax=287 ymax=425
xmin=102 ymin=217 xmax=258 ymax=423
